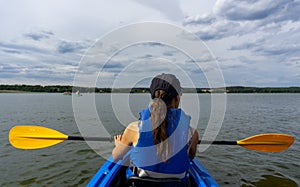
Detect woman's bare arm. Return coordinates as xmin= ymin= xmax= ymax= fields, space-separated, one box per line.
xmin=112 ymin=121 xmax=139 ymax=161
xmin=188 ymin=128 xmax=199 ymax=159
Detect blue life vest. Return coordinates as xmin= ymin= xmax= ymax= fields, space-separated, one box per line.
xmin=130 ymin=107 xmax=191 ymax=175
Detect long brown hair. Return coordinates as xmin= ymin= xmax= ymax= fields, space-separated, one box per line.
xmin=150 ymin=90 xmax=175 ymax=162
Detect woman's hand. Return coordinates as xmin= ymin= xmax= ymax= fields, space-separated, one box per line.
xmin=114 ymin=134 xmax=122 ymax=146
xmin=188 ymin=129 xmax=199 ymax=159
xmin=112 ymin=121 xmax=139 ymax=161
xmin=112 ymin=134 xmax=130 ymax=161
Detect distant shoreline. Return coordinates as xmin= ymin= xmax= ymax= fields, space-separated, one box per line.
xmin=1 ymin=84 xmax=300 ymax=93
xmin=0 ymin=90 xmax=29 ymax=93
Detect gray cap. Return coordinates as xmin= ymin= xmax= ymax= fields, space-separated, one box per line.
xmin=150 ymin=73 xmax=181 ymax=99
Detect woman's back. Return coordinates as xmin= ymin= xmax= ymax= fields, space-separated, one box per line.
xmin=130 ymin=107 xmax=191 ymax=177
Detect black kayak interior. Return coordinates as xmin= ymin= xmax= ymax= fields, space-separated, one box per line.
xmin=109 ymin=165 xmax=198 ymax=187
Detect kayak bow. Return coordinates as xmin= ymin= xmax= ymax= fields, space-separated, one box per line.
xmin=87 ymin=152 xmax=219 ymax=187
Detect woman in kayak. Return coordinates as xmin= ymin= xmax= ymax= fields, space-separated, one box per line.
xmin=112 ymin=73 xmax=199 ymax=180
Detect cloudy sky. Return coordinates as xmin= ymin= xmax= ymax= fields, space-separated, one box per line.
xmin=1 ymin=0 xmax=300 ymax=87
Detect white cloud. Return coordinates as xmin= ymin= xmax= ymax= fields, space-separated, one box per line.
xmin=213 ymin=0 xmax=288 ymax=21
xmin=181 ymin=0 xmax=300 ymax=86
xmin=184 ymin=0 xmax=300 ymax=40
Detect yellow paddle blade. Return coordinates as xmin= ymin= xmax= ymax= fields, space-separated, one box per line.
xmin=237 ymin=133 xmax=294 ymax=152
xmin=9 ymin=126 xmax=68 ymax=149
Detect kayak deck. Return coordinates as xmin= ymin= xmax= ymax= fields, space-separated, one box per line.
xmin=87 ymin=153 xmax=219 ymax=187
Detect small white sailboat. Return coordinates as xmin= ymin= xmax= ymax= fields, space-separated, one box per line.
xmin=75 ymin=90 xmax=82 ymax=96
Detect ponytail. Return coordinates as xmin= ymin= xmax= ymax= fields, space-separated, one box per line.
xmin=150 ymin=90 xmax=173 ymax=162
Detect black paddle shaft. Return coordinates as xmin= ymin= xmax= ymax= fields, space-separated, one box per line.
xmin=198 ymin=140 xmax=237 ymax=145
xmin=68 ymin=136 xmax=113 ymax=142
xmin=68 ymin=136 xmax=237 ymax=145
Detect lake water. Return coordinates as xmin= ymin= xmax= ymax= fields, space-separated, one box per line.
xmin=0 ymin=93 xmax=299 ymax=187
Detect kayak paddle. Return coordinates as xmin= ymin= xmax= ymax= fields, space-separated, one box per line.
xmin=9 ymin=126 xmax=112 ymax=150
xmin=9 ymin=126 xmax=294 ymax=152
xmin=199 ymin=133 xmax=294 ymax=153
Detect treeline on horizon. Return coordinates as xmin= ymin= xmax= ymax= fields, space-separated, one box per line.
xmin=1 ymin=84 xmax=300 ymax=93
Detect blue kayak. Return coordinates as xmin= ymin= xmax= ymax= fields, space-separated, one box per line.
xmin=87 ymin=152 xmax=219 ymax=187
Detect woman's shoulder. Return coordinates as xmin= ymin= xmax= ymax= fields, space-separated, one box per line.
xmin=123 ymin=121 xmax=139 ymax=146
xmin=126 ymin=121 xmax=139 ymax=132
